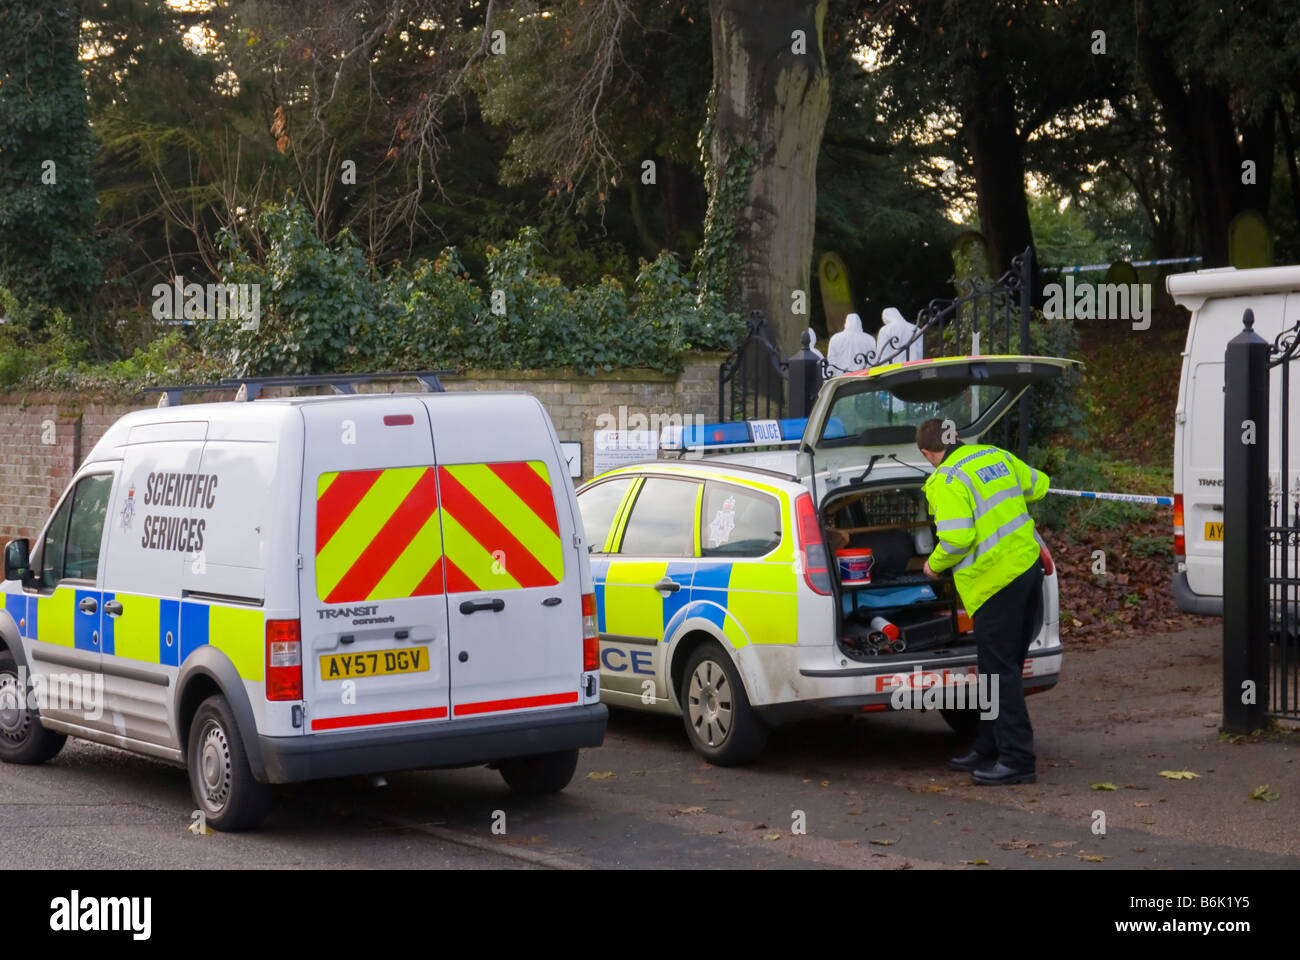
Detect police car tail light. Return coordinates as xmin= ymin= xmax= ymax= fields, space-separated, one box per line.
xmin=794 ymin=493 xmax=831 ymax=595
xmin=1173 ymin=494 xmax=1185 ymax=557
xmin=581 ymin=593 xmax=599 ymax=671
xmin=266 ymin=619 xmax=303 ymax=701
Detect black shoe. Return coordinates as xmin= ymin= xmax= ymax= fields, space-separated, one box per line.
xmin=971 ymin=762 xmax=1037 ymax=785
xmin=948 ymin=750 xmax=996 ymax=772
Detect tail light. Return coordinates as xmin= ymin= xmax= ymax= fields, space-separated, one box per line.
xmin=266 ymin=619 xmax=302 ymax=701
xmin=1173 ymin=494 xmax=1185 ymax=557
xmin=794 ymin=492 xmax=831 ymax=595
xmin=581 ymin=592 xmax=599 ymax=671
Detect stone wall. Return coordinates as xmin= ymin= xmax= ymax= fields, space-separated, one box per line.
xmin=0 ymin=354 xmax=725 ymax=542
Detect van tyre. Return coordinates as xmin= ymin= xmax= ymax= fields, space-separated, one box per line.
xmin=187 ymin=694 xmax=271 ymax=831
xmin=940 ymin=707 xmax=981 ymax=739
xmin=681 ymin=642 xmax=767 ymax=765
xmin=498 ymin=749 xmax=579 ymax=794
xmin=0 ymin=651 xmax=67 ymax=765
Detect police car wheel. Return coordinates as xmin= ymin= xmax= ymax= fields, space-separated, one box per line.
xmin=187 ymin=695 xmax=271 ymax=831
xmin=681 ymin=643 xmax=767 ymax=766
xmin=497 ymin=748 xmax=579 ymax=795
xmin=940 ymin=707 xmax=981 ymax=738
xmin=0 ymin=651 xmax=67 ymax=765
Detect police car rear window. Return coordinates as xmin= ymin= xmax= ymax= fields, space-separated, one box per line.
xmin=701 ymin=483 xmax=780 ymax=557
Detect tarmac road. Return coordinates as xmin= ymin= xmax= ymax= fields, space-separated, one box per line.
xmin=1 ymin=626 xmax=1296 ymax=870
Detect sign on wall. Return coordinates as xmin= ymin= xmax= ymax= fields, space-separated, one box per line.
xmin=592 ymin=430 xmax=657 ymax=476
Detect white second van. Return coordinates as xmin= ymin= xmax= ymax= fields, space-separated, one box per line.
xmin=0 ymin=381 xmax=607 ymax=830
xmin=1169 ymin=266 xmax=1300 ymax=615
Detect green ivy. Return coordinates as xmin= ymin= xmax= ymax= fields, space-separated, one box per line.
xmin=204 ymin=199 xmax=743 ymax=376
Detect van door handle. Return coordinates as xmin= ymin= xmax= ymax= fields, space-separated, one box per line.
xmin=459 ymin=598 xmax=505 ymax=614
xmin=78 ymin=596 xmax=98 ymax=614
xmin=653 ymin=578 xmax=681 ymax=594
xmin=103 ymin=600 xmax=123 ymax=617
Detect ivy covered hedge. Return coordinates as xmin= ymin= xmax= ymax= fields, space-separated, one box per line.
xmin=0 ymin=199 xmax=744 ymax=392
xmin=207 ymin=200 xmax=742 ymax=377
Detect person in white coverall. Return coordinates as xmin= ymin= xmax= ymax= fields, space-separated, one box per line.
xmin=826 ymin=312 xmax=877 ymax=376
xmin=876 ymin=307 xmax=923 ymax=364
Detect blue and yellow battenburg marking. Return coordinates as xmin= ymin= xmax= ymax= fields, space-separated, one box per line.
xmin=592 ymin=558 xmax=798 ymax=650
xmin=3 ymin=587 xmax=264 ymax=680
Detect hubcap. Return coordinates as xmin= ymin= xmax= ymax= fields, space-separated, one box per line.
xmin=0 ymin=672 xmax=30 ymax=743
xmin=197 ymin=719 xmax=232 ymax=813
xmin=687 ymin=659 xmax=733 ymax=748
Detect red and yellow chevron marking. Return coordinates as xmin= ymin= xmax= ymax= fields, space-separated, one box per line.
xmin=316 ymin=466 xmax=446 ymax=603
xmin=436 ymin=461 xmax=563 ymax=592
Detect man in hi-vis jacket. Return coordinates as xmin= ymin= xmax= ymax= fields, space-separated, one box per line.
xmin=915 ymin=418 xmax=1051 ymax=785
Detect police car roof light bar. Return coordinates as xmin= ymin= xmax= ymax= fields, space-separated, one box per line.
xmin=144 ymin=370 xmax=458 ymax=407
xmin=662 ymin=417 xmax=809 ymax=453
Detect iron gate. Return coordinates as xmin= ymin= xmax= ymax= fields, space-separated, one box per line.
xmin=1267 ymin=318 xmax=1300 ymax=721
xmin=717 ymin=249 xmax=1035 ymax=455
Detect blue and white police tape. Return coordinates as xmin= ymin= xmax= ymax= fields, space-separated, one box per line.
xmin=1047 ymin=487 xmax=1174 ymax=507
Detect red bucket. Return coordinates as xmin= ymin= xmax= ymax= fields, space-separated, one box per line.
xmin=836 ymin=547 xmax=874 ymax=585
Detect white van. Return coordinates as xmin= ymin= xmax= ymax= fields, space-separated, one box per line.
xmin=0 ymin=379 xmax=606 ymax=830
xmin=1169 ymin=266 xmax=1300 ymax=615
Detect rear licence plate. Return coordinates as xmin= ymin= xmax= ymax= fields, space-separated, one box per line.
xmin=321 ymin=647 xmax=429 ymax=680
xmin=1205 ymin=522 xmax=1223 ymax=541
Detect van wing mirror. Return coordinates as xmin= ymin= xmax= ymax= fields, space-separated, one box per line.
xmin=4 ymin=539 xmax=31 ymax=582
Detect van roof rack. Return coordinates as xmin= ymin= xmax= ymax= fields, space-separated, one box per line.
xmin=143 ymin=370 xmax=458 ymax=407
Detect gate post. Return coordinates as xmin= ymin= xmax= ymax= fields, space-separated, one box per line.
xmin=1222 ymin=308 xmax=1271 ymax=732
xmin=787 ymin=331 xmax=823 ymax=418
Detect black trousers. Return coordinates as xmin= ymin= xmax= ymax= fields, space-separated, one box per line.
xmin=970 ymin=561 xmax=1044 ymax=771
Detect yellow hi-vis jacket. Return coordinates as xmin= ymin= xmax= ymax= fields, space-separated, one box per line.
xmin=922 ymin=443 xmax=1049 ymax=616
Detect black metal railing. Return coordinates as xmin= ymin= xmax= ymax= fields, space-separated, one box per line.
xmin=1267 ymin=317 xmax=1300 ymax=721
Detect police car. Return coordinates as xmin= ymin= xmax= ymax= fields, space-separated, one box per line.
xmin=576 ymin=355 xmax=1076 ymax=764
xmin=0 ymin=373 xmax=606 ymax=830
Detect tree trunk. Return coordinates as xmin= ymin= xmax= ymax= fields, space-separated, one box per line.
xmin=1134 ymin=0 xmax=1260 ymax=267
xmin=705 ymin=0 xmax=829 ymax=356
xmin=961 ymin=71 xmax=1038 ymax=289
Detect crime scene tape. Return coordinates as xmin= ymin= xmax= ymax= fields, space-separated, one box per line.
xmin=1047 ymin=487 xmax=1174 ymax=506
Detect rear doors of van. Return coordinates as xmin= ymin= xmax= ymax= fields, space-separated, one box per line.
xmin=299 ymin=394 xmax=584 ymax=734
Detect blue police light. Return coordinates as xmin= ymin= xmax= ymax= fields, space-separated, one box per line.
xmin=661 ymin=417 xmax=847 ymax=451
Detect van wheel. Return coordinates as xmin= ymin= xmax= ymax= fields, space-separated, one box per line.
xmin=498 ymin=749 xmax=579 ymax=795
xmin=940 ymin=707 xmax=981 ymax=738
xmin=187 ymin=695 xmax=271 ymax=831
xmin=681 ymin=642 xmax=767 ymax=765
xmin=0 ymin=651 xmax=67 ymax=764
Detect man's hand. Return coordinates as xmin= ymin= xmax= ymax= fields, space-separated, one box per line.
xmin=827 ymin=527 xmax=849 ymax=550
xmin=922 ymin=559 xmax=937 ymax=579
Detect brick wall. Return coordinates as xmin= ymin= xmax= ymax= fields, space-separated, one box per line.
xmin=0 ymin=355 xmax=726 ymax=542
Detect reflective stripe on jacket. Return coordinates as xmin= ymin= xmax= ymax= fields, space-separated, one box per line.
xmin=922 ymin=443 xmax=1048 ymax=615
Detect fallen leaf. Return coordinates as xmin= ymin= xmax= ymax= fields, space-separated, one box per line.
xmin=1076 ymin=853 xmax=1110 ymax=862
xmin=1091 ymin=782 xmax=1118 ymax=791
xmin=1132 ymin=801 xmax=1151 ymax=807
xmin=673 ymin=806 xmax=706 ymax=815
xmin=869 ymin=839 xmax=895 ymax=846
xmin=919 ymin=785 xmax=950 ymax=793
xmin=960 ymin=859 xmax=989 ymax=865
xmin=763 ymin=833 xmax=781 ymax=841
xmin=1049 ymin=840 xmax=1076 ymax=848
xmin=1250 ymin=785 xmax=1280 ymax=802
xmin=1159 ymin=770 xmax=1200 ymax=780
xmin=586 ymin=771 xmax=616 ymax=780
